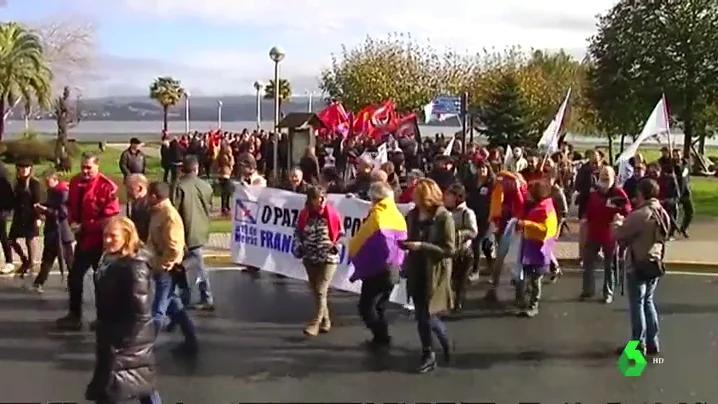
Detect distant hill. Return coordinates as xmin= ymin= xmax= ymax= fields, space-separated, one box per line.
xmin=7 ymin=95 xmax=324 ymax=122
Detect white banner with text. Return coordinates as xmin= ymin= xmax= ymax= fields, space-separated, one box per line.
xmin=230 ymin=186 xmax=414 ymax=304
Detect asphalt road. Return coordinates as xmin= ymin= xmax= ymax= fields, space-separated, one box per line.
xmin=0 ymin=269 xmax=715 ymax=403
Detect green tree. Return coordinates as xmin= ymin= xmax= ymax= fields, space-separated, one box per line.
xmin=478 ymin=71 xmax=533 ymax=147
xmin=149 ymin=76 xmax=185 ymax=132
xmin=263 ymin=78 xmax=292 ymax=113
xmin=0 ymin=22 xmax=53 ymax=141
xmin=588 ymin=0 xmax=718 ymax=156
xmin=319 ymin=34 xmax=442 ymax=112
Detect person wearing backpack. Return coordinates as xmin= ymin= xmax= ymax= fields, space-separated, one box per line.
xmin=444 ymin=183 xmax=478 ymax=312
xmin=613 ymin=177 xmax=670 ymax=357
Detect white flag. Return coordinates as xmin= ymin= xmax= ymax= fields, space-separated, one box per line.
xmin=537 ymin=89 xmax=572 ymax=154
xmin=423 ymin=103 xmax=434 ymax=124
xmin=443 ymin=137 xmax=455 ymax=156
xmin=616 ymin=96 xmax=670 ymax=184
xmin=374 ymin=143 xmax=388 ymax=165
xmin=503 ymin=145 xmax=514 ymax=170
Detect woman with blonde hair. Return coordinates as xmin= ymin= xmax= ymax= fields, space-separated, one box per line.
xmin=400 ymin=178 xmax=456 ymax=373
xmin=86 ymin=216 xmax=160 ymax=404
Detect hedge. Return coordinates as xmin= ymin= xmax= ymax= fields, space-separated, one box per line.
xmin=0 ymin=139 xmax=81 ymax=165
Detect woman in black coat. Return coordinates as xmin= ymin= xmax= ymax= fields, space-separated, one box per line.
xmin=9 ymin=159 xmax=42 ymax=278
xmin=86 ymin=216 xmax=160 ymax=404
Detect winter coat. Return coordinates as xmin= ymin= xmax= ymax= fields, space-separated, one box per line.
xmin=86 ymin=255 xmax=156 ymax=402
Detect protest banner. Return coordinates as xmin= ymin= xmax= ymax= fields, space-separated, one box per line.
xmin=230 ymin=186 xmax=414 ymax=304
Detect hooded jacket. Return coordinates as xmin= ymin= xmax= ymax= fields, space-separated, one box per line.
xmin=613 ymin=198 xmax=670 ymax=273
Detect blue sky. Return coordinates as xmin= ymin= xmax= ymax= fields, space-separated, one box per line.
xmin=2 ymin=0 xmax=617 ymax=98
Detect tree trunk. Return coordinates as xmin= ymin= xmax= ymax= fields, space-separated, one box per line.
xmin=607 ymin=135 xmax=614 ymax=165
xmin=163 ymin=106 xmax=169 ymax=132
xmin=619 ymin=133 xmax=627 ymax=153
xmin=0 ymin=98 xmax=5 ymax=142
xmin=698 ymin=133 xmax=706 ymax=155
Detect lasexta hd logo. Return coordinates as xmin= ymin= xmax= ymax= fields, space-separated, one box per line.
xmin=234 ymin=199 xmax=258 ymax=224
xmin=617 ymin=340 xmax=647 ymax=376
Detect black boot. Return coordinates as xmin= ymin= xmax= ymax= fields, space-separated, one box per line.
xmin=55 ymin=314 xmax=83 ymax=331
xmin=417 ymin=350 xmax=436 ymax=373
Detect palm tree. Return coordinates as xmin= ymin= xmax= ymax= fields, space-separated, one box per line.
xmin=149 ymin=76 xmax=185 ymax=132
xmin=263 ymin=78 xmax=292 ymax=115
xmin=0 ymin=22 xmax=53 ymax=141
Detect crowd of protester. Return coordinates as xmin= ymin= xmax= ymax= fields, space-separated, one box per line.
xmin=0 ymin=126 xmax=689 ymax=399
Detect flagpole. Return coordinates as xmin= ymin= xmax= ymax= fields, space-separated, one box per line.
xmin=661 ymin=93 xmax=672 ymax=153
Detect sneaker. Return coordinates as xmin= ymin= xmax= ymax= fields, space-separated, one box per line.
xmin=0 ymin=263 xmax=14 ymax=275
xmin=603 ymin=295 xmax=614 ymax=304
xmin=417 ymin=351 xmax=437 ymax=373
xmin=31 ymin=284 xmax=44 ymax=294
xmin=518 ymin=307 xmax=539 ymax=317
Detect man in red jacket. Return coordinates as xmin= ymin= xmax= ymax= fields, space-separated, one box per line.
xmin=56 ymin=152 xmax=120 ymax=331
xmin=580 ymin=165 xmax=631 ymax=304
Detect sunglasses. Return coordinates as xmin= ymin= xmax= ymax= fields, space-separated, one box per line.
xmin=81 ymin=165 xmax=94 ymax=170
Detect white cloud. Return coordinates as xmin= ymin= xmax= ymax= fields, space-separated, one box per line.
xmin=83 ymin=0 xmax=619 ymax=96
xmin=121 ymin=0 xmax=616 ymax=51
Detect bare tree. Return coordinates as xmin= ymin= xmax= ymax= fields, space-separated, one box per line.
xmin=29 ymin=17 xmax=97 ymax=92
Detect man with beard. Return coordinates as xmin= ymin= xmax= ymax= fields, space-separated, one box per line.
xmin=345 ymin=156 xmax=374 ymax=200
xmin=580 ymin=166 xmax=631 ymax=304
xmin=520 ymin=155 xmax=543 ymax=183
xmin=429 ymin=155 xmax=457 ymax=192
xmin=282 ymin=167 xmax=310 ymax=194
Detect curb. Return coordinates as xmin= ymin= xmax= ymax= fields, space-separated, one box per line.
xmin=17 ymin=253 xmax=716 ymax=274
xmin=201 ymin=254 xmax=718 ymax=274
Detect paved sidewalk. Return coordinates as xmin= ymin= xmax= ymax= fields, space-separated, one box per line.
xmin=4 ymin=227 xmax=716 ymax=269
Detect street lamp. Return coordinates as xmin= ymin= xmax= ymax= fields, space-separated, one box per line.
xmin=253 ymin=81 xmax=263 ymax=130
xmin=184 ymin=91 xmax=191 ymax=133
xmin=306 ymin=91 xmax=316 ymax=112
xmin=269 ymin=46 xmax=285 ymax=182
xmin=217 ymin=100 xmax=223 ymax=129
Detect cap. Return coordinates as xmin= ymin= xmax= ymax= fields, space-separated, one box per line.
xmin=130 ymin=137 xmax=142 ymax=145
xmin=15 ymin=158 xmax=33 ymax=168
xmin=237 ymin=152 xmax=257 ymax=169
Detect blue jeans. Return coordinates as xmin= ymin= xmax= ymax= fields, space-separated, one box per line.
xmin=413 ymin=302 xmax=449 ymax=352
xmin=180 ymin=247 xmax=213 ymax=305
xmin=153 ymin=271 xmax=197 ymax=343
xmin=626 ymin=272 xmax=660 ymax=349
xmin=96 ymin=390 xmax=161 ymax=404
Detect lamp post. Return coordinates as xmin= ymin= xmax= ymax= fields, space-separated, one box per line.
xmin=253 ymin=81 xmax=263 ymax=130
xmin=269 ymin=46 xmax=285 ymax=182
xmin=184 ymin=91 xmax=191 ymax=133
xmin=217 ymin=100 xmax=223 ymax=129
xmin=306 ymin=91 xmax=315 ymax=112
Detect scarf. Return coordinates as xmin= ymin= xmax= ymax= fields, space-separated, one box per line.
xmin=297 ymin=202 xmax=342 ymax=243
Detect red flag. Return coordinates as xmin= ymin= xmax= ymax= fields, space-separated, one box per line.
xmin=396 ymin=112 xmax=421 ymax=140
xmin=352 ymin=100 xmax=398 ymax=138
xmin=317 ymin=102 xmax=351 ymax=136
